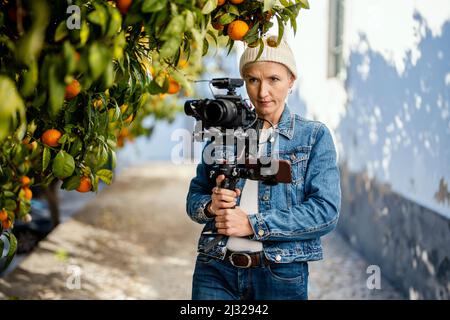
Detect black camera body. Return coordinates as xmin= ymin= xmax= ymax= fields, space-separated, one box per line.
xmin=184 ymin=78 xmax=257 ymax=130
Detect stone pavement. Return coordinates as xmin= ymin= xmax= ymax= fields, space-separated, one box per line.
xmin=0 ymin=163 xmax=404 ymax=299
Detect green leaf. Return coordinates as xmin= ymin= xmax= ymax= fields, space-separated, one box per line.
xmin=298 ymin=0 xmax=310 ymax=9
xmin=0 ymin=76 xmax=26 ymax=141
xmin=20 ymin=60 xmax=39 ymax=97
xmin=96 ymin=169 xmax=113 ymax=185
xmin=55 ymin=21 xmax=68 ymax=42
xmin=89 ymin=43 xmax=111 ymax=80
xmin=160 ymin=36 xmax=183 ymax=59
xmin=207 ymin=30 xmax=218 ymax=47
xmin=63 ymin=42 xmax=76 ymax=75
xmin=161 ymin=15 xmax=186 ymax=40
xmin=52 ymin=150 xmax=75 ymax=179
xmin=88 ymin=5 xmax=107 ymax=34
xmin=109 ymin=149 xmax=117 ymax=170
xmin=202 ymin=0 xmax=217 ymax=15
xmin=148 ymin=80 xmax=165 ymax=94
xmin=203 ymin=38 xmax=210 ymax=56
xmin=226 ymin=4 xmax=240 ymax=16
xmin=219 ymin=13 xmax=236 ymax=25
xmin=3 ymin=191 xmax=15 ymax=198
xmin=106 ymin=5 xmax=122 ymax=37
xmin=142 ymin=0 xmax=167 ymax=13
xmin=61 ymin=175 xmax=81 ymax=191
xmin=15 ymin=0 xmax=49 ymax=65
xmin=0 ymin=231 xmax=17 ymax=272
xmin=184 ymin=10 xmax=195 ymax=29
xmin=276 ymin=15 xmax=285 ymax=44
xmin=42 ymin=146 xmax=51 ymax=172
xmin=48 ymin=64 xmax=65 ymax=115
xmin=80 ymin=21 xmax=90 ymax=45
xmin=4 ymin=200 xmax=17 ymax=212
xmin=69 ymin=138 xmax=83 ymax=156
xmin=264 ymin=0 xmax=277 ymax=12
xmin=243 ymin=22 xmax=260 ymax=44
xmin=255 ymin=40 xmax=265 ymax=61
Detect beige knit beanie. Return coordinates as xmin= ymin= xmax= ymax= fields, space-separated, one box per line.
xmin=239 ymin=35 xmax=297 ymax=79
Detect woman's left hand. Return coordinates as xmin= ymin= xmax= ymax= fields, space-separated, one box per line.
xmin=214 ymin=207 xmax=254 ymax=237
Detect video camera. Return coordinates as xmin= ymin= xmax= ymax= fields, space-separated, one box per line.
xmin=185 ymin=78 xmax=292 ymax=191
xmin=184 ymin=78 xmax=257 ymax=130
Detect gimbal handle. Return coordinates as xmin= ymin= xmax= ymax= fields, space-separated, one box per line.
xmin=219 ymin=176 xmax=239 ymax=191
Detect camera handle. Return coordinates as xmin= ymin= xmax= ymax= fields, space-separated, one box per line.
xmin=203 ymin=165 xmax=239 ymax=253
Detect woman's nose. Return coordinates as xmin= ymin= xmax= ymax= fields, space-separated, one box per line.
xmin=258 ymin=82 xmax=269 ymax=98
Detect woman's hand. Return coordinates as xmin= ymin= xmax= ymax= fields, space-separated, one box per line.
xmin=214 ymin=206 xmax=254 ymax=237
xmin=208 ymin=175 xmax=241 ymax=215
xmin=209 ymin=175 xmax=254 ymax=237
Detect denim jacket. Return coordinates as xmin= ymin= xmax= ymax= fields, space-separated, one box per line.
xmin=186 ymin=105 xmax=341 ymax=263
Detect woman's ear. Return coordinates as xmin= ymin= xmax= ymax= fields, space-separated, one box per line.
xmin=287 ymin=70 xmax=295 ymax=87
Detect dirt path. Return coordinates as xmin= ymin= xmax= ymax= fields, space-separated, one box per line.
xmin=0 ymin=163 xmax=403 ymax=299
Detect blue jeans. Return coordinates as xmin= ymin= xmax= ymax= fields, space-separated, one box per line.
xmin=192 ymin=254 xmax=309 ymax=300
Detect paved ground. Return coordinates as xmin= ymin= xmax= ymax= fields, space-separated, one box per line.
xmin=0 ymin=163 xmax=404 ymax=299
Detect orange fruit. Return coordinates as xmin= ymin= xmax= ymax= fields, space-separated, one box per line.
xmin=2 ymin=219 xmax=12 ymax=230
xmin=227 ymin=20 xmax=249 ymax=41
xmin=23 ymin=187 xmax=32 ymax=200
xmin=178 ymin=59 xmax=188 ymax=68
xmin=64 ymin=79 xmax=81 ymax=100
xmin=76 ymin=176 xmax=92 ymax=193
xmin=0 ymin=209 xmax=8 ymax=222
xmin=116 ymin=0 xmax=132 ymax=14
xmin=41 ymin=129 xmax=62 ymax=147
xmin=168 ymin=79 xmax=181 ymax=94
xmin=230 ymin=0 xmax=244 ymax=4
xmin=217 ymin=0 xmax=226 ymax=5
xmin=21 ymin=176 xmax=31 ymax=187
xmin=117 ymin=136 xmax=124 ymax=148
xmin=119 ymin=127 xmax=129 ymax=137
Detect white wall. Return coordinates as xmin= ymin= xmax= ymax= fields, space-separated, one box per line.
xmin=285 ymin=0 xmax=450 ymax=218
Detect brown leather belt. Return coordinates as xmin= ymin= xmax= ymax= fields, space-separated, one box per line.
xmin=224 ymin=250 xmax=270 ymax=268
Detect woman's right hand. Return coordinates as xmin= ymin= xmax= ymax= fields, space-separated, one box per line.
xmin=208 ymin=175 xmax=241 ymax=216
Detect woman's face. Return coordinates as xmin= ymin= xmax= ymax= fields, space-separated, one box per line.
xmin=243 ymin=61 xmax=295 ymax=125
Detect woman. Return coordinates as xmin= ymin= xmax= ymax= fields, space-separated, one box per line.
xmin=186 ymin=36 xmax=341 ymax=300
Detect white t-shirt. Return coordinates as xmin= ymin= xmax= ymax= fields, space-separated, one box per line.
xmin=226 ymin=127 xmax=274 ymax=252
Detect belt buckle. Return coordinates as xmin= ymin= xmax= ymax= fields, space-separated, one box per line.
xmin=229 ymin=252 xmax=252 ymax=268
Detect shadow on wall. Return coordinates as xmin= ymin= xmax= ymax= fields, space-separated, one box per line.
xmin=336 ymin=12 xmax=450 ymax=299
xmin=337 ymin=13 xmax=450 ymax=218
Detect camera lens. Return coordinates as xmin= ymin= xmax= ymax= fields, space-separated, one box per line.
xmin=184 ymin=100 xmax=195 ymax=116
xmin=204 ymin=99 xmax=238 ymax=126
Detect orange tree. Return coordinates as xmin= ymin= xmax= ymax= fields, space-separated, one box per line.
xmin=0 ymin=0 xmax=308 ymax=270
